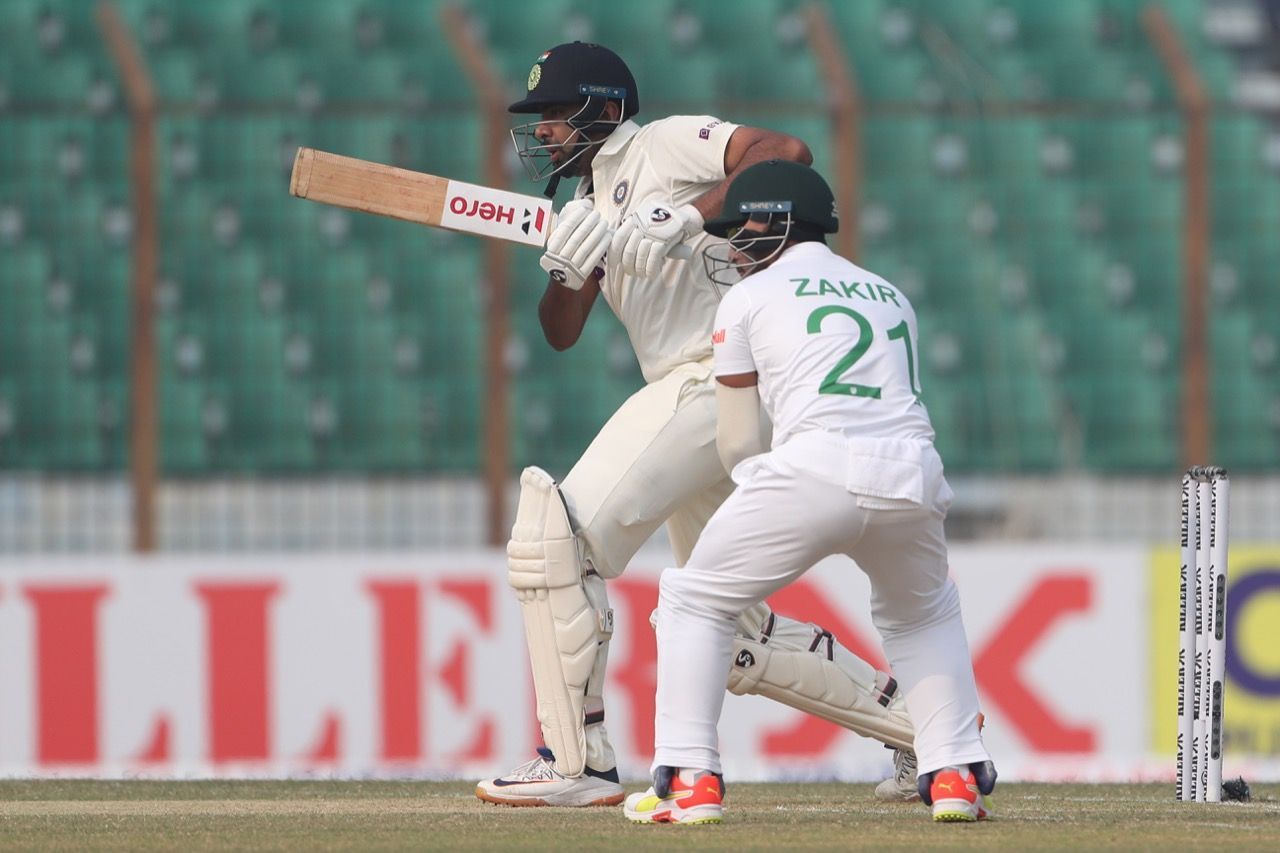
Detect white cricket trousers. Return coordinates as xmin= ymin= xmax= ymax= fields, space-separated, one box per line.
xmin=653 ymin=434 xmax=990 ymax=777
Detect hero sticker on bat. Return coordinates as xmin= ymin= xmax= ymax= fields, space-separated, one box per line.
xmin=440 ymin=180 xmax=553 ymax=247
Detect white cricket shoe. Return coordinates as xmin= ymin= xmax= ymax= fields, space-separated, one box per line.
xmin=476 ymin=747 xmax=624 ymax=807
xmin=874 ymin=747 xmax=920 ymax=802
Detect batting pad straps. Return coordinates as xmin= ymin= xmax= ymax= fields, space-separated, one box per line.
xmin=728 ymin=610 xmax=914 ymax=751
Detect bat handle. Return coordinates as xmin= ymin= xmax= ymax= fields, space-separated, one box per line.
xmin=549 ymin=216 xmax=696 ymax=262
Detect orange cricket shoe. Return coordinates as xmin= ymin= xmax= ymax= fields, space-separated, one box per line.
xmin=623 ymin=766 xmax=724 ymax=825
xmin=924 ymin=764 xmax=994 ymax=822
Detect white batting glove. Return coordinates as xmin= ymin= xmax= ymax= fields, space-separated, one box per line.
xmin=610 ymin=199 xmax=704 ymax=279
xmin=540 ymin=198 xmax=610 ymax=290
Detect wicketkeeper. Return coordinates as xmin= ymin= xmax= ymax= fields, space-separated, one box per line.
xmin=624 ymin=160 xmax=996 ymax=824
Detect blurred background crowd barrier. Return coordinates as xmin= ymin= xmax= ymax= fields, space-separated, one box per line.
xmin=1 ymin=0 xmax=1278 ymax=551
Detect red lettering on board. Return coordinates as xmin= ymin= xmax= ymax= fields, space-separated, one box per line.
xmin=436 ymin=579 xmax=497 ymax=763
xmin=367 ymin=580 xmax=423 ymax=762
xmin=194 ymin=582 xmax=279 ymax=763
xmin=24 ymin=584 xmax=110 ymax=764
xmin=974 ymin=574 xmax=1096 ymax=753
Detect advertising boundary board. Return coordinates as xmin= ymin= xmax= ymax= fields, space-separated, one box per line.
xmin=1 ymin=545 xmax=1277 ymax=781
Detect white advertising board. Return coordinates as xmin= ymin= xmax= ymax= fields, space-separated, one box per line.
xmin=0 ymin=546 xmax=1149 ymax=781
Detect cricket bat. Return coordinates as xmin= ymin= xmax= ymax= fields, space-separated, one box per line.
xmin=289 ymin=147 xmax=692 ymax=258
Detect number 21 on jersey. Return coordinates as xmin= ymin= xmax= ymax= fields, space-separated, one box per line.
xmin=805 ymin=305 xmax=922 ymax=403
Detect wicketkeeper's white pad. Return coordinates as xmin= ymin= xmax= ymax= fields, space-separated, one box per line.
xmin=728 ymin=603 xmax=914 ymax=751
xmin=507 ymin=467 xmax=613 ymax=778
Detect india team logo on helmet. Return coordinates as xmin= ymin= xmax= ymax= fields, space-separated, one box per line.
xmin=527 ymin=50 xmax=551 ymax=91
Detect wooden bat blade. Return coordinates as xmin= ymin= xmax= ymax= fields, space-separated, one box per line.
xmin=290 ymin=147 xmax=449 ymax=227
xmin=289 ymin=148 xmax=553 ymax=248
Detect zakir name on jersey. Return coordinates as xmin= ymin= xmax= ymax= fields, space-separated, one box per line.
xmin=792 ymin=277 xmax=902 ymax=308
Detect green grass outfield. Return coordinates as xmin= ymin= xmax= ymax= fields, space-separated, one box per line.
xmin=0 ymin=781 xmax=1277 ymax=851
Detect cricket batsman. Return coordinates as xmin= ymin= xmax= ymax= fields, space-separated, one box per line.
xmin=623 ymin=160 xmax=995 ymax=824
xmin=475 ymin=42 xmax=917 ymax=808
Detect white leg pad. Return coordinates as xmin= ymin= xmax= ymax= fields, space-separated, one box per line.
xmin=729 ymin=603 xmax=914 ymax=751
xmin=508 ymin=467 xmax=613 ymax=778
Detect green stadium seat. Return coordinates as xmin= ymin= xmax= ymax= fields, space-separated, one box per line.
xmin=582 ymin=0 xmax=677 ymax=46
xmin=968 ymin=118 xmax=1042 ymax=180
xmin=1061 ymin=313 xmax=1176 ymax=470
xmin=985 ymin=313 xmax=1063 ymax=470
xmin=147 ymin=49 xmax=203 ymax=106
xmin=922 ymin=376 xmax=988 ymax=472
xmin=633 ymin=54 xmax=718 ymax=107
xmin=15 ymin=376 xmax=103 ymax=470
xmin=1019 ymin=240 xmax=1110 ymax=326
xmin=421 ymin=376 xmax=480 ymax=471
xmin=1212 ymin=373 xmax=1275 ymax=469
xmin=906 ymin=0 xmax=998 ymax=51
xmin=855 ymin=52 xmax=936 ymax=103
xmin=692 ymin=0 xmax=790 ymax=52
xmin=1211 ymin=310 xmax=1254 ymax=373
xmin=1005 ymin=0 xmax=1099 ymax=47
xmin=0 ymin=271 xmax=105 ymax=470
xmin=473 ymin=0 xmax=574 ymax=53
xmin=159 ymin=374 xmax=208 ymax=474
xmin=331 ymin=377 xmax=425 ymax=470
xmin=7 ymin=57 xmax=94 ymax=109
xmin=0 ymin=251 xmax=51 ymax=371
xmin=62 ymin=247 xmax=131 ymax=377
xmin=199 ymin=313 xmax=315 ymax=471
xmin=274 ymin=0 xmax=360 ymax=53
xmin=216 ymin=52 xmax=301 ymax=104
xmin=158 ymin=2 xmax=258 ymax=47
xmin=301 ymin=54 xmax=407 ymax=107
xmin=228 ymin=376 xmax=315 ymax=472
xmin=386 ymin=114 xmax=483 ymax=181
xmin=726 ymin=53 xmax=824 ymax=105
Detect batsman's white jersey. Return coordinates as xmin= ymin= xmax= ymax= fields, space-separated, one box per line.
xmin=575 ymin=116 xmax=736 ymax=384
xmin=651 ymin=241 xmax=989 ymax=779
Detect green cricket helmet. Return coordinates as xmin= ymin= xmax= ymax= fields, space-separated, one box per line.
xmin=703 ymin=159 xmax=839 ymax=285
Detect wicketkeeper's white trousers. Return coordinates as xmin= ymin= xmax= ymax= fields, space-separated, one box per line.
xmin=652 ymin=432 xmax=990 ymax=777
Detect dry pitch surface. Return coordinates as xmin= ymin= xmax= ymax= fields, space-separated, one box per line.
xmin=1 ymin=781 xmax=1277 ymax=851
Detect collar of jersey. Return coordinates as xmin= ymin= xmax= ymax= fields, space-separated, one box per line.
xmin=776 ymin=242 xmax=835 ymax=263
xmin=596 ymin=119 xmax=642 ymax=161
